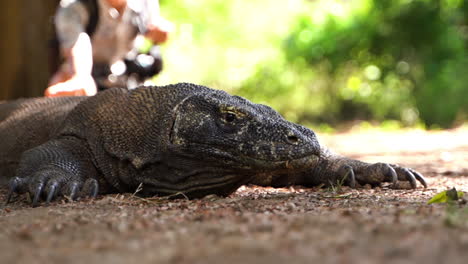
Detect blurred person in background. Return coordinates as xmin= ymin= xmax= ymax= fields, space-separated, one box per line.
xmin=46 ymin=0 xmax=173 ymax=97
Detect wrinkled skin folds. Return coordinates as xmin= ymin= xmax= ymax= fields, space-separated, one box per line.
xmin=0 ymin=83 xmax=427 ymax=206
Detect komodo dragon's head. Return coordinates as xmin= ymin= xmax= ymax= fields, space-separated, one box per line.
xmin=130 ymin=84 xmax=321 ymax=198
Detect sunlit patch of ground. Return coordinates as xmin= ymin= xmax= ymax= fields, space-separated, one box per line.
xmin=1 ymin=128 xmax=467 ymax=264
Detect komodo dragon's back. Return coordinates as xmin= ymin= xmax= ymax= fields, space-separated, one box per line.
xmin=0 ymin=97 xmax=85 ymax=181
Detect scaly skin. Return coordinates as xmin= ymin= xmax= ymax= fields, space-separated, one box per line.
xmin=0 ymin=83 xmax=426 ymax=206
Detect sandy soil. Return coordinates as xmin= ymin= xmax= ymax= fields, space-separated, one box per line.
xmin=1 ymin=128 xmax=467 ymax=264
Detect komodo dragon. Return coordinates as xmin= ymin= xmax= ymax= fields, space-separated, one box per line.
xmin=0 ymin=83 xmax=426 ymax=206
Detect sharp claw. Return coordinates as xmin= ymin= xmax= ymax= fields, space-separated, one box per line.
xmin=387 ymin=166 xmax=398 ymax=188
xmin=69 ymin=182 xmax=79 ymax=201
xmin=344 ymin=166 xmax=356 ymax=188
xmin=5 ymin=177 xmax=20 ymax=205
xmin=46 ymin=182 xmax=59 ymax=204
xmin=5 ymin=189 xmax=14 ymax=206
xmin=403 ymin=168 xmax=417 ymax=189
xmin=32 ymin=182 xmax=45 ymax=207
xmin=409 ymin=168 xmax=427 ymax=188
xmin=89 ymin=179 xmax=99 ymax=198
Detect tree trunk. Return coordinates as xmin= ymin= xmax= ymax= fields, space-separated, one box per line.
xmin=0 ymin=0 xmax=60 ymax=100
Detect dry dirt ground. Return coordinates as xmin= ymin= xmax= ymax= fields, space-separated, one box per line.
xmin=1 ymin=128 xmax=467 ymax=264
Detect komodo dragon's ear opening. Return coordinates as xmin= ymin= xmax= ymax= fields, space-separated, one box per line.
xmin=169 ymin=114 xmax=181 ymax=145
xmin=169 ymin=94 xmax=196 ymax=145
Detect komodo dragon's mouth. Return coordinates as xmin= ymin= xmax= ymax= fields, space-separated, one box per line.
xmin=185 ymin=141 xmax=320 ymax=171
xmin=244 ymin=154 xmax=320 ymax=172
xmin=135 ymin=155 xmax=319 ymax=199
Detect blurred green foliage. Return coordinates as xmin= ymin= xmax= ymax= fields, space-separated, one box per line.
xmin=158 ymin=0 xmax=467 ymax=128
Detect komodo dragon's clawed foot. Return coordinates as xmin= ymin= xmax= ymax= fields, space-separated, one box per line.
xmin=6 ymin=173 xmax=99 ymax=207
xmin=4 ymin=138 xmax=100 ymax=207
xmin=333 ymin=162 xmax=427 ymax=189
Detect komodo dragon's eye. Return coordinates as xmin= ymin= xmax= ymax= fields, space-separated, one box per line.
xmin=223 ymin=112 xmax=237 ymax=123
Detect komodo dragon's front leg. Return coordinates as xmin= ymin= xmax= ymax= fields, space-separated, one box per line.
xmin=6 ymin=137 xmax=100 ymax=206
xmin=253 ymin=147 xmax=427 ymax=189
xmin=303 ymin=147 xmax=427 ymax=188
